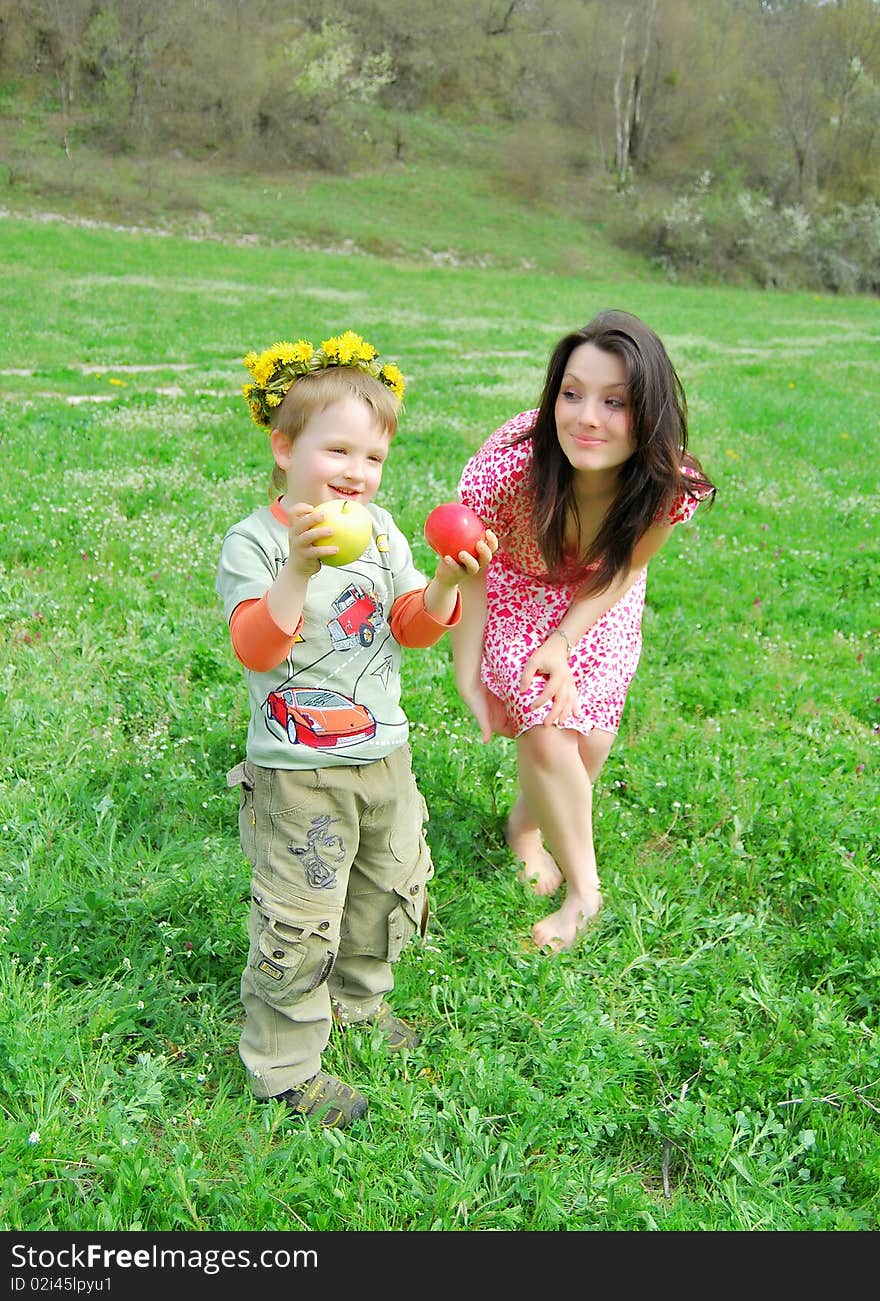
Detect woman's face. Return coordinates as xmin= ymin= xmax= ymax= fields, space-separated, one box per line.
xmin=554 ymin=343 xmax=636 ymax=480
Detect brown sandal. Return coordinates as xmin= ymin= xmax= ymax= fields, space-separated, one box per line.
xmin=333 ymin=1000 xmax=422 ymax=1050
xmin=370 ymin=1002 xmax=421 ymax=1051
xmin=273 ymin=1071 xmax=368 ymax=1128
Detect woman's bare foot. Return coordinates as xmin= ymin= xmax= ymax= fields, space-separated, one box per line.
xmin=504 ymin=807 xmax=563 ymax=896
xmin=532 ymin=887 xmax=603 ymax=954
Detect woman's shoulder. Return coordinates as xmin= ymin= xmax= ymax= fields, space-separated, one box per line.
xmin=681 ymin=463 xmax=714 ymax=498
xmin=491 ymin=408 xmax=538 ymax=448
xmin=473 ymin=410 xmax=537 ymax=472
xmin=660 ymin=466 xmax=714 ymax=527
xmin=458 ymin=411 xmax=536 ymax=521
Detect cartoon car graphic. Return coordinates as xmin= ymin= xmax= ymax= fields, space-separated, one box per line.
xmin=328 ymin=583 xmax=385 ymax=651
xmin=265 ymin=687 xmax=376 ymax=748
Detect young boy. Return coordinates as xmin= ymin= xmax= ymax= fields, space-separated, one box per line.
xmin=217 ymin=332 xmax=495 ymax=1127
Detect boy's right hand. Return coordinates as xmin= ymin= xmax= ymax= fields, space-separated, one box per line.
xmin=285 ymin=502 xmax=339 ymax=577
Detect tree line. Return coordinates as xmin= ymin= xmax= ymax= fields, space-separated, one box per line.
xmin=2 ymin=0 xmax=879 ymax=289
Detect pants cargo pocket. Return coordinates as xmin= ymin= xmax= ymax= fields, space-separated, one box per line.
xmin=388 ymin=781 xmax=428 ymax=861
xmin=386 ymin=849 xmax=431 ymax=962
xmin=250 ymin=909 xmax=336 ymax=1008
xmin=227 ymin=761 xmax=257 ymax=868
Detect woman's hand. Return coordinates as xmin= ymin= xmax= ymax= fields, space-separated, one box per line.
xmin=458 ymin=678 xmax=516 ymax=744
xmin=520 ymin=631 xmax=579 ymax=727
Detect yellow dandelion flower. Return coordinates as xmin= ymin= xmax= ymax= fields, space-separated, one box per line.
xmin=289 ymin=340 xmax=314 ymax=365
xmin=379 ymin=363 xmax=405 ymax=399
xmin=252 ymin=351 xmax=278 ymax=386
xmin=269 ymin=340 xmax=310 ymax=369
xmin=241 ymin=330 xmax=403 ymax=423
xmin=350 ymin=333 xmax=378 ymax=362
xmin=322 ymin=331 xmax=376 ymax=365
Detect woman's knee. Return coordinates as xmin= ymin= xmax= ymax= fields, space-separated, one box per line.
xmin=517 ymin=724 xmax=579 ymax=769
xmin=578 ymin=728 xmax=615 ymax=782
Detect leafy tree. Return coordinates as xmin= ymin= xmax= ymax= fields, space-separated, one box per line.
xmin=15 ymin=0 xmax=95 ymax=152
xmin=0 ymin=0 xmax=876 ymax=223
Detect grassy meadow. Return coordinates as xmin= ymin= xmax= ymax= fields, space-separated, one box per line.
xmin=0 ymin=200 xmax=878 ymax=1234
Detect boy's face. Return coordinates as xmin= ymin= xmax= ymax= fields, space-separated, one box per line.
xmin=272 ymin=396 xmax=391 ymax=507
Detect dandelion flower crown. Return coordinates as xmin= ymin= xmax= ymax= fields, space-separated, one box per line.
xmin=242 ymin=330 xmax=406 ymax=427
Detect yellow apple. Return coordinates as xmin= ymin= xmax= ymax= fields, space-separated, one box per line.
xmin=314 ymin=498 xmax=373 ymax=566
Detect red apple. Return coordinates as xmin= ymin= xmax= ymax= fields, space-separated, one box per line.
xmin=424 ymin=502 xmax=487 ymax=559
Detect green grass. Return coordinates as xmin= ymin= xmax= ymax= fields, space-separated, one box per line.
xmin=0 ymin=107 xmax=637 ymax=279
xmin=0 ymin=203 xmax=878 ymax=1233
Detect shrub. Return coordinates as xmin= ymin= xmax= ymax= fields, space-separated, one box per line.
xmin=624 ymin=176 xmax=880 ymax=294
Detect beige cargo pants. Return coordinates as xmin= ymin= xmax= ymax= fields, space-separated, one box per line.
xmin=227 ymin=745 xmax=432 ymax=1098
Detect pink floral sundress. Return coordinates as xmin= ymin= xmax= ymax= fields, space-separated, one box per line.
xmin=457 ymin=410 xmax=706 ymax=737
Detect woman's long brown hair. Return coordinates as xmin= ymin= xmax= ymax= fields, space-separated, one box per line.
xmin=515 ymin=309 xmax=715 ymax=591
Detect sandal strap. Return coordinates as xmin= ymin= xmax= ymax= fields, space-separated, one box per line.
xmin=372 ymin=1002 xmax=421 ymax=1050
xmin=281 ymin=1071 xmax=368 ymax=1127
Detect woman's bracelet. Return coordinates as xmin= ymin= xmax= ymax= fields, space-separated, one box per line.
xmin=552 ymin=627 xmax=572 ymax=656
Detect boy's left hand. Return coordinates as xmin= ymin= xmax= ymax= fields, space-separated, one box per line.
xmin=433 ymin=529 xmax=498 ymax=590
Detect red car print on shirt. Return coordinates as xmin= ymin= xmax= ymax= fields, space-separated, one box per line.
xmin=265 ymin=687 xmax=376 ymax=748
xmin=327 ymin=583 xmax=385 ymax=651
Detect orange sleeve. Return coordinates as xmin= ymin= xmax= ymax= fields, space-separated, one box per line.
xmin=390 ymin=588 xmax=462 ymax=649
xmin=229 ymin=594 xmax=303 ymax=672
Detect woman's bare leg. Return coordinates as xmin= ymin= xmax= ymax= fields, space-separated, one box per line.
xmin=577 ymin=727 xmax=615 ymax=783
xmin=504 ymin=793 xmax=563 ymax=895
xmin=516 ymin=726 xmax=614 ymax=952
xmin=505 ymin=729 xmax=615 ymax=897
